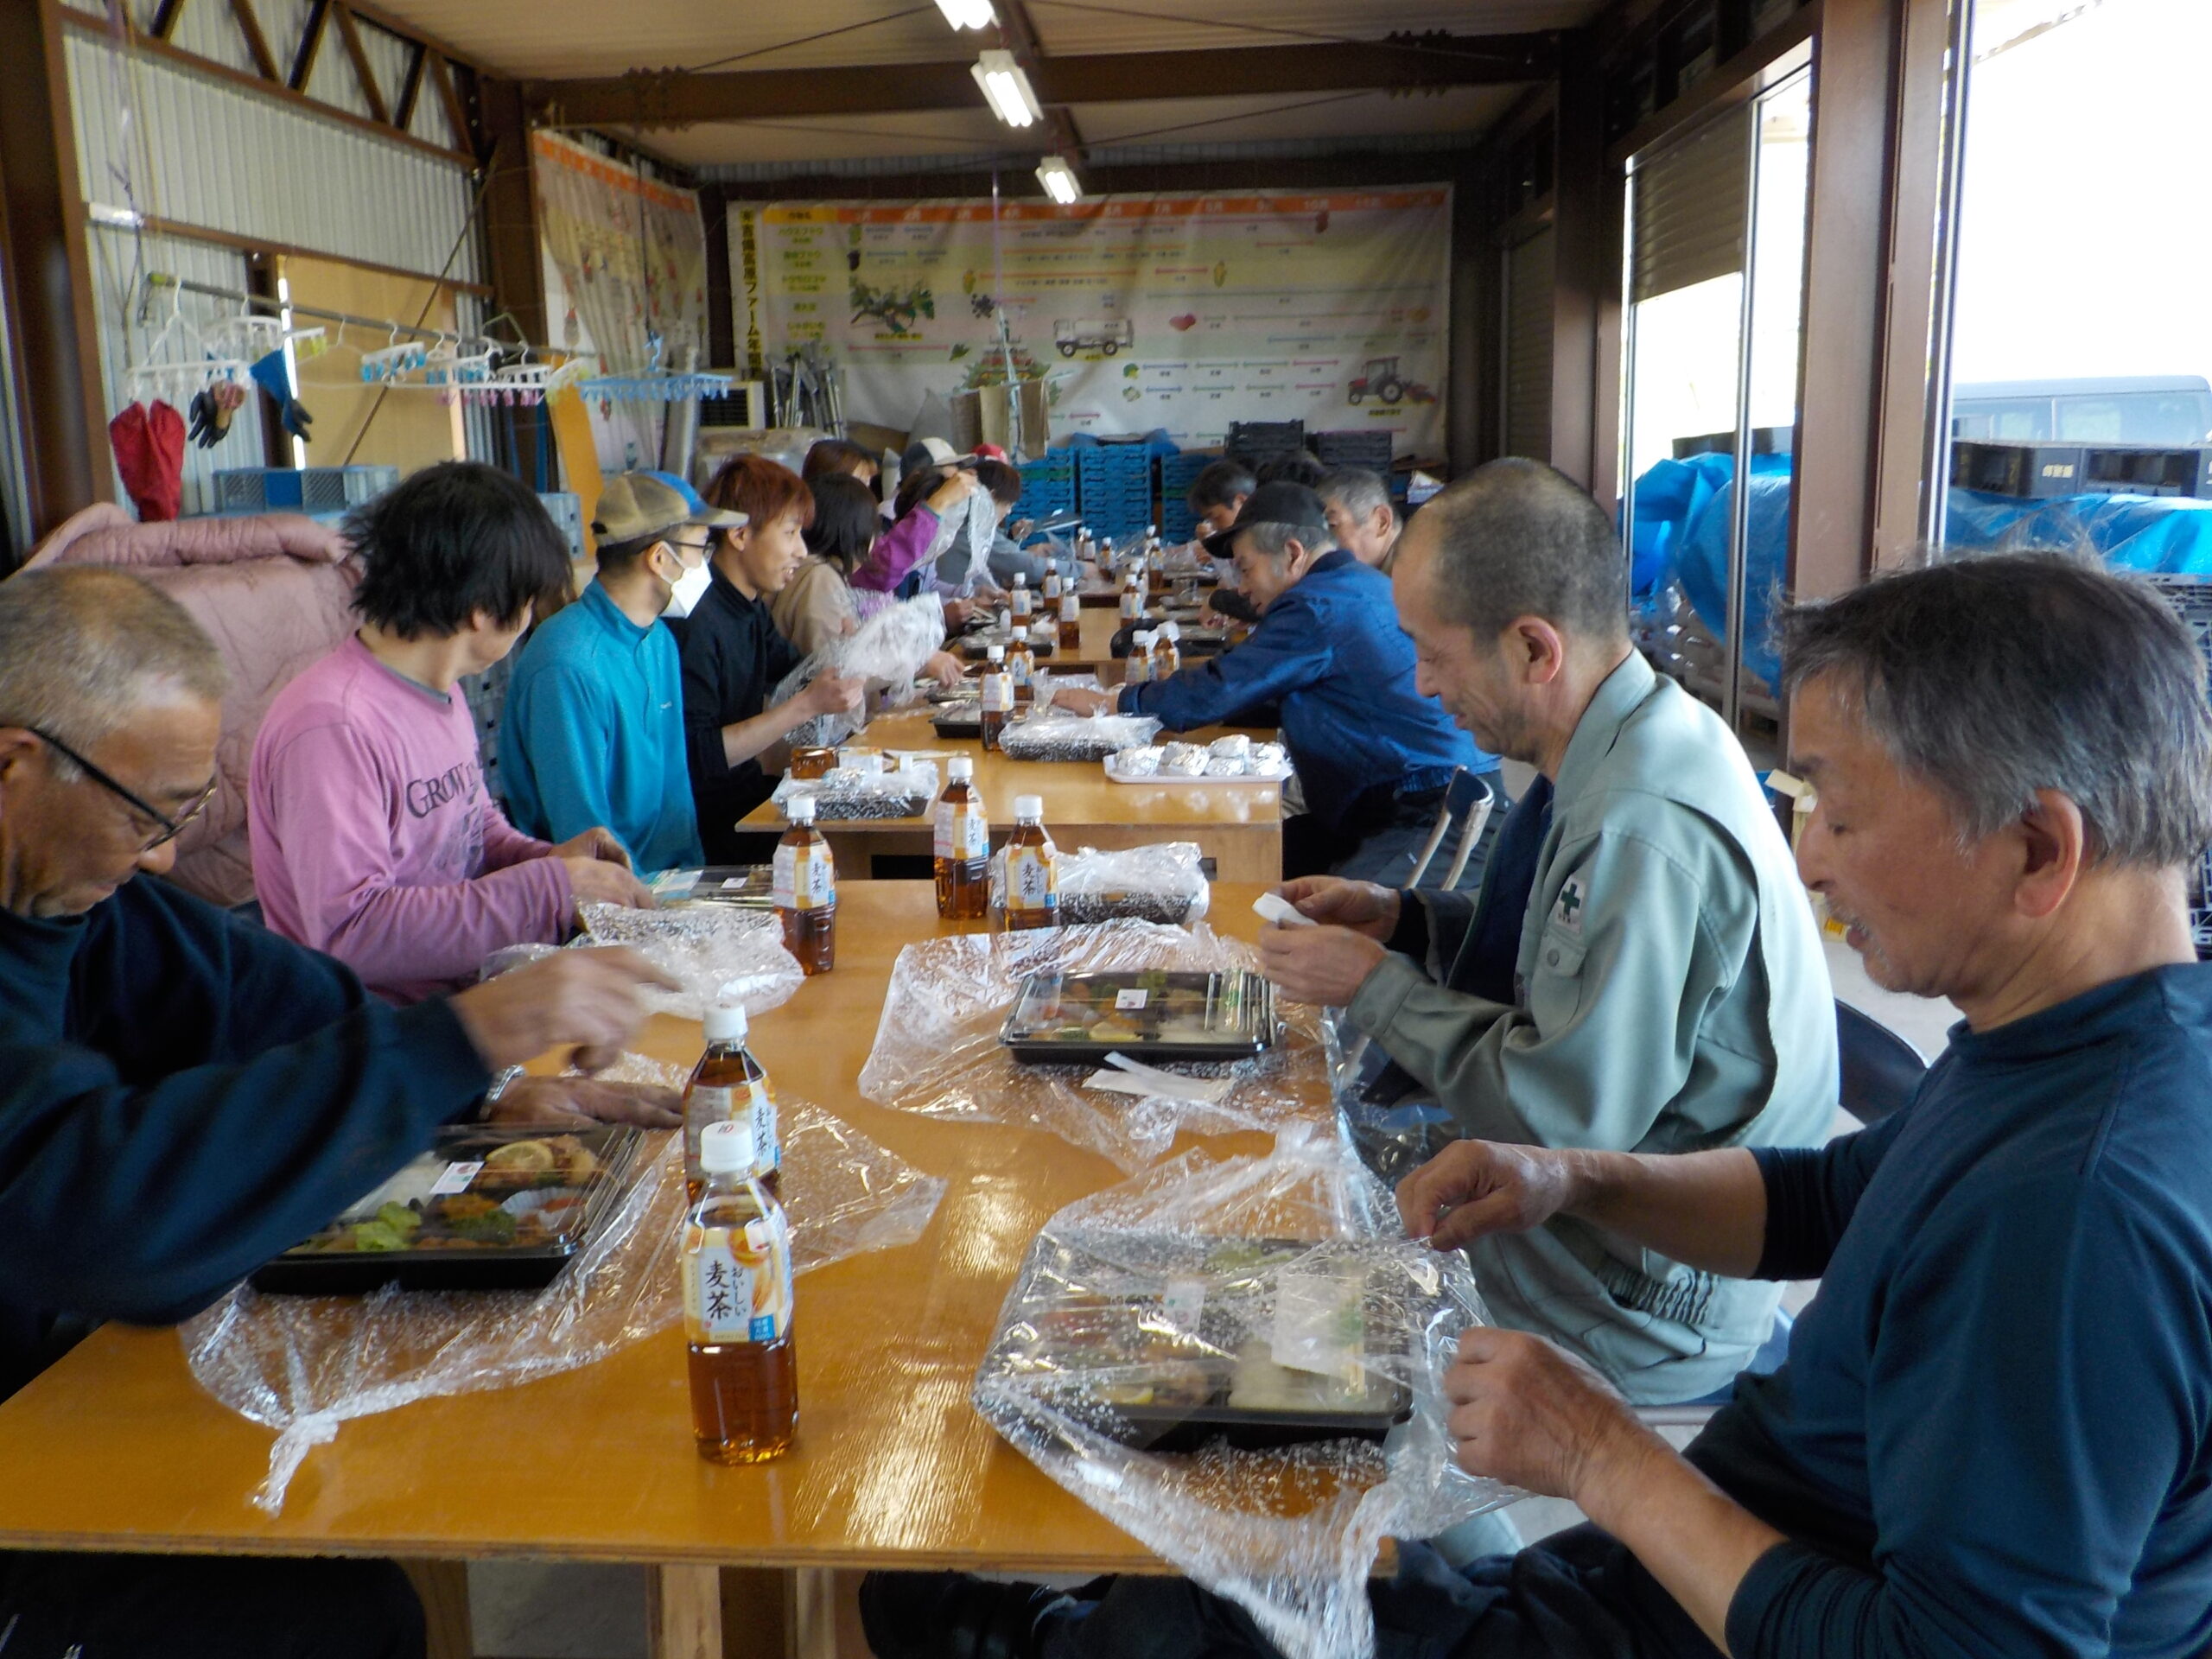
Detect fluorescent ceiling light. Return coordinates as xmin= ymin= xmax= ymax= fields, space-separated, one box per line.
xmin=1036 ymin=155 xmax=1082 ymax=205
xmin=972 ymin=48 xmax=1041 ymax=128
xmin=934 ymin=0 xmax=997 ymax=27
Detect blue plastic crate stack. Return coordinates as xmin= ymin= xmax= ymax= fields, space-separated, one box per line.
xmin=1076 ymin=444 xmax=1157 ymax=542
xmin=1158 ymin=453 xmax=1216 ymax=543
xmin=2147 ymin=574 xmax=2212 ymax=957
xmin=1014 ymin=454 xmax=1077 ymax=536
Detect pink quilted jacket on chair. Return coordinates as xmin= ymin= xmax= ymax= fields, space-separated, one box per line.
xmin=24 ymin=504 xmax=363 ymax=908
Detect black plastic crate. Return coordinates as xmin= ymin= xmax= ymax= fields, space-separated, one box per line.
xmin=1950 ymin=440 xmax=2088 ymax=499
xmin=1312 ymin=430 xmax=1395 ymax=473
xmin=1226 ymin=420 xmax=1307 ymax=467
xmin=2079 ymin=446 xmax=2212 ymax=500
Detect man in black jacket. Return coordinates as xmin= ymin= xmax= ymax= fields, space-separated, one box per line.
xmin=0 ymin=567 xmax=677 ymax=1657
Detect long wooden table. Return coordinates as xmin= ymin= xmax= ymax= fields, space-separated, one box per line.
xmin=0 ymin=883 xmax=1306 ymax=1656
xmin=741 ymin=708 xmax=1284 ymax=884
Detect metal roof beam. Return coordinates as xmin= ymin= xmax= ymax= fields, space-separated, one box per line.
xmin=524 ymin=33 xmax=1557 ymax=130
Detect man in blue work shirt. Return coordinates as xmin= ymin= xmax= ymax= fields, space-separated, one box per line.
xmin=1056 ymin=481 xmax=1503 ymax=885
xmin=910 ymin=552 xmax=2212 ymax=1659
xmin=501 ymin=473 xmax=741 ymax=874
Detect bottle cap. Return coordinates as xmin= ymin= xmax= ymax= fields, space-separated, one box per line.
xmin=1014 ymin=573 xmax=1026 ymax=586
xmin=1014 ymin=794 xmax=1044 ymax=820
xmin=700 ymin=1119 xmax=758 ymax=1176
xmin=1161 ymin=621 xmax=1181 ymax=641
xmin=703 ymin=1001 xmax=749 ymax=1042
xmin=1135 ymin=630 xmax=1154 ymax=646
xmin=947 ymin=755 xmax=974 ymax=780
xmin=987 ymin=645 xmax=1005 ymax=662
xmin=789 ymin=794 xmax=817 ymax=824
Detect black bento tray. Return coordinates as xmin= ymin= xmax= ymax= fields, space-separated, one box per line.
xmin=959 ymin=633 xmax=1058 ymax=660
xmin=988 ymin=1235 xmax=1413 ymax=1452
xmin=251 ymin=1124 xmax=646 ymax=1294
xmin=998 ymin=969 xmax=1279 ymax=1065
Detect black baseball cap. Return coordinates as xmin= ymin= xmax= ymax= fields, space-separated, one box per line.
xmin=1202 ymin=480 xmax=1332 ymax=559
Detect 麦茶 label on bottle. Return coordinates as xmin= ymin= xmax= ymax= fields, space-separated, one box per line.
xmin=934 ymin=803 xmax=988 ymax=860
xmin=683 ymin=1219 xmax=791 ymax=1344
xmin=772 ymin=843 xmax=835 ymax=910
xmin=1007 ymin=846 xmax=1058 ymax=913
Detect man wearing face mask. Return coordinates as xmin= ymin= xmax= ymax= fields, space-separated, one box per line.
xmin=251 ymin=462 xmax=655 ymax=1006
xmin=500 ymin=473 xmax=740 ymax=875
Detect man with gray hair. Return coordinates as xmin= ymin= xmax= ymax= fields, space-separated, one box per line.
xmin=1259 ymin=459 xmax=1834 ymax=1406
xmin=874 ymin=550 xmax=2212 ymax=1659
xmin=1319 ymin=465 xmax=1402 ymax=572
xmin=1053 ymin=480 xmax=1501 ymax=882
xmin=0 ymin=566 xmax=677 ymax=1656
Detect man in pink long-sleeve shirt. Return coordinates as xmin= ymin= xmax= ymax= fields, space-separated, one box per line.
xmin=252 ymin=462 xmax=651 ymax=1003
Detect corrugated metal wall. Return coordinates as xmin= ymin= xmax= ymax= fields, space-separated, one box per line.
xmin=66 ymin=31 xmax=480 ymax=283
xmin=61 ymin=27 xmax=486 ymax=513
xmin=86 ymin=227 xmax=270 ymax=519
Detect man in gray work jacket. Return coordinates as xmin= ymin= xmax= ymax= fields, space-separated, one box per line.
xmin=1260 ymin=459 xmax=1835 ymax=1406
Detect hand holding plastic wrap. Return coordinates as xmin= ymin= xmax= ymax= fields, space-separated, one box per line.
xmin=975 ymin=1125 xmax=1510 ymax=1659
xmin=858 ymin=919 xmax=1325 ymax=1171
xmin=481 ymin=903 xmax=805 ymax=1023
xmin=994 ymin=842 xmax=1212 ymax=928
xmin=183 ymin=1056 xmax=946 ymax=1515
xmin=999 ymin=709 xmax=1163 ymax=763
xmin=777 ymin=594 xmax=950 ymax=749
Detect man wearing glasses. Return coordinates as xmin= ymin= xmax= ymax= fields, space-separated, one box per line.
xmin=0 ymin=564 xmax=677 ymax=1655
xmin=500 ymin=472 xmax=742 ymax=874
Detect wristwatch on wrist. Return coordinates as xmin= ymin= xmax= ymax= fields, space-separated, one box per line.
xmin=482 ymin=1066 xmax=527 ymax=1115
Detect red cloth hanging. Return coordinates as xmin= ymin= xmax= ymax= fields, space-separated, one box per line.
xmin=109 ymin=400 xmax=188 ymax=522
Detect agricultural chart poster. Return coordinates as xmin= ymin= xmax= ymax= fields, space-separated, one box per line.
xmin=729 ymin=188 xmax=1452 ymax=457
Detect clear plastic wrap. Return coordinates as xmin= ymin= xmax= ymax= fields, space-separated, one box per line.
xmin=858 ymin=919 xmax=1325 ymax=1172
xmin=991 ymin=842 xmax=1212 ymax=927
xmin=778 ymin=594 xmax=950 ymax=749
xmin=562 ymin=902 xmax=804 ymax=1021
xmin=974 ymin=1127 xmax=1511 ymax=1659
xmin=1321 ymin=1010 xmax=1465 ymax=1194
xmin=768 ymin=757 xmax=938 ymax=821
xmin=182 ymin=1056 xmax=946 ymax=1516
xmin=1000 ymin=709 xmax=1163 ymax=763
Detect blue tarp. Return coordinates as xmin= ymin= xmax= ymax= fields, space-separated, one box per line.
xmin=1638 ymin=454 xmax=2212 ymax=690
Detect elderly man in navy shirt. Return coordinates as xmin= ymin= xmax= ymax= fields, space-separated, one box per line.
xmin=1057 ymin=481 xmax=1502 ymax=885
xmin=871 ymin=552 xmax=2212 ymax=1659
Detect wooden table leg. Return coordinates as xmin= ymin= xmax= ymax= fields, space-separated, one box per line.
xmin=786 ymin=1566 xmax=840 ymax=1659
xmin=651 ymin=1564 xmax=722 ymax=1659
xmin=397 ymin=1560 xmax=473 ymax=1659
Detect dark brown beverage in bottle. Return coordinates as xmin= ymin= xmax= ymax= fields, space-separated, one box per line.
xmin=1003 ymin=796 xmax=1059 ymax=931
xmin=979 ymin=646 xmax=1012 ymax=752
xmin=934 ymin=756 xmax=989 ymax=921
xmin=684 ymin=1120 xmax=798 ymax=1464
xmin=1058 ymin=590 xmax=1082 ymax=650
xmin=683 ymin=1003 xmax=781 ymax=1204
xmin=773 ymin=796 xmax=836 ymax=975
xmin=689 ymin=1334 xmax=798 ymax=1465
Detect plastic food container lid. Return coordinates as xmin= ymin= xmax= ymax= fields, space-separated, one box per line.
xmin=704 ymin=1002 xmax=749 ymax=1041
xmin=701 ymin=1119 xmax=757 ymax=1175
xmin=948 ymin=755 xmax=975 ymax=779
xmin=1014 ymin=794 xmax=1045 ymax=819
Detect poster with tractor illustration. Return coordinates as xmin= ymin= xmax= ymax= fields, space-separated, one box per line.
xmin=734 ymin=188 xmax=1451 ymax=454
